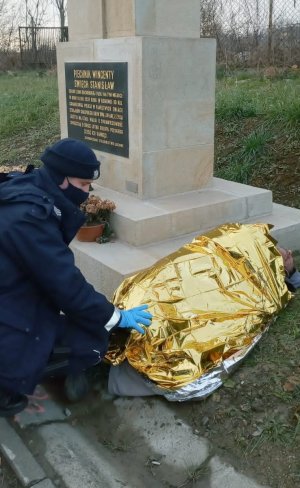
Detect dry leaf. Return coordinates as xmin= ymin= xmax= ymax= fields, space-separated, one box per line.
xmin=283 ymin=375 xmax=300 ymax=392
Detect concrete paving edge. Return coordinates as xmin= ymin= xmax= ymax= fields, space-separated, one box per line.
xmin=0 ymin=418 xmax=55 ymax=488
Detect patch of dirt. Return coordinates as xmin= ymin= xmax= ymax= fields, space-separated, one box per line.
xmin=252 ymin=150 xmax=300 ymax=209
xmin=215 ymin=118 xmax=300 ymax=209
xmin=174 ymin=366 xmax=300 ymax=488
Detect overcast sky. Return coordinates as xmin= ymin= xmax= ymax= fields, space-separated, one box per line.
xmin=5 ymin=0 xmax=64 ymax=27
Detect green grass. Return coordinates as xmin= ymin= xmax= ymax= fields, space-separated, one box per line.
xmin=247 ymin=290 xmax=300 ymax=369
xmin=246 ymin=416 xmax=299 ymax=454
xmin=0 ymin=76 xmax=57 ymax=137
xmin=178 ymin=464 xmax=209 ymax=488
xmin=240 ymin=258 xmax=300 ymax=458
xmin=216 ymin=90 xmax=258 ymax=120
xmin=0 ymin=70 xmax=60 ymax=167
xmin=216 ymin=126 xmax=273 ymax=184
xmin=215 ymin=72 xmax=300 ymax=186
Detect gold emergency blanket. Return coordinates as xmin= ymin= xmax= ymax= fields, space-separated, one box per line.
xmin=106 ymin=223 xmax=291 ymax=390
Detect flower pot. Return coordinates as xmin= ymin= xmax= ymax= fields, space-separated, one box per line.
xmin=76 ymin=223 xmax=105 ymax=242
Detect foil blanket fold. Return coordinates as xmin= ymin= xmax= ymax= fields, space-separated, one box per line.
xmin=106 ymin=223 xmax=291 ymax=397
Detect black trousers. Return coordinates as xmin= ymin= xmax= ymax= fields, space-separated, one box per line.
xmin=44 ymin=315 xmax=104 ymax=378
xmin=0 ymin=315 xmax=106 ymax=395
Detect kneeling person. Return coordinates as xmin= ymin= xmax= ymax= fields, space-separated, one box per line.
xmin=0 ymin=138 xmax=152 ymax=417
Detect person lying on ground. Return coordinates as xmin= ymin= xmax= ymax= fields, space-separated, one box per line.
xmin=278 ymin=247 xmax=300 ymax=291
xmin=0 ymin=138 xmax=152 ymax=417
xmin=106 ymin=224 xmax=293 ymax=400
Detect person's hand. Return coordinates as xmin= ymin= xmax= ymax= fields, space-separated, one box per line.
xmin=278 ymin=247 xmax=294 ymax=275
xmin=119 ymin=305 xmax=152 ymax=334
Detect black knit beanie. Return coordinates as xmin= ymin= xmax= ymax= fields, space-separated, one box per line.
xmin=41 ymin=138 xmax=100 ymax=183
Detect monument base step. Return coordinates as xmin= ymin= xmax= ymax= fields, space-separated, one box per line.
xmin=91 ymin=177 xmax=273 ymax=247
xmin=71 ymin=202 xmax=300 ymax=300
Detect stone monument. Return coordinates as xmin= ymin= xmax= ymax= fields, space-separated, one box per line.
xmin=56 ymin=0 xmax=300 ymax=298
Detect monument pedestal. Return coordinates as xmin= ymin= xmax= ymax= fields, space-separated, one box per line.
xmin=57 ymin=0 xmax=300 ymax=299
xmin=57 ymin=36 xmax=215 ymax=199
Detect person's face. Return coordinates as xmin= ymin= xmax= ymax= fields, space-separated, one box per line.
xmin=60 ymin=177 xmax=93 ymax=193
xmin=278 ymin=247 xmax=294 ymax=273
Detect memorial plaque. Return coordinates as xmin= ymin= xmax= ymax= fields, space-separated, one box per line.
xmin=65 ymin=62 xmax=129 ymax=158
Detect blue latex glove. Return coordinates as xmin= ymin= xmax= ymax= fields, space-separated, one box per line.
xmin=119 ymin=305 xmax=152 ymax=334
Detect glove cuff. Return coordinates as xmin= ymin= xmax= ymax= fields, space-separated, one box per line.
xmin=104 ymin=308 xmax=122 ymax=332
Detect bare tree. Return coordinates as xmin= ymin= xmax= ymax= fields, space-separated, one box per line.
xmin=25 ymin=0 xmax=48 ymax=28
xmin=0 ymin=0 xmax=19 ymax=52
xmin=52 ymin=0 xmax=66 ymax=29
xmin=51 ymin=0 xmax=67 ymax=40
xmin=22 ymin=0 xmax=48 ymax=63
xmin=268 ymin=0 xmax=274 ymax=63
xmin=201 ymin=0 xmax=221 ymax=37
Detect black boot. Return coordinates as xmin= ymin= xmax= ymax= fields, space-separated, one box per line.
xmin=0 ymin=389 xmax=28 ymax=417
xmin=64 ymin=372 xmax=90 ymax=403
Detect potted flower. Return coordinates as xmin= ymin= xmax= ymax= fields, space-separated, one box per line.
xmin=77 ymin=194 xmax=116 ymax=242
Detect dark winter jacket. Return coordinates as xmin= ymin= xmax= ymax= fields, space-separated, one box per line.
xmin=0 ymin=167 xmax=119 ymax=394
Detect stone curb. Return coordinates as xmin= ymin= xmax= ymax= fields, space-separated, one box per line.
xmin=0 ymin=418 xmax=56 ymax=488
xmin=0 ymin=394 xmax=270 ymax=488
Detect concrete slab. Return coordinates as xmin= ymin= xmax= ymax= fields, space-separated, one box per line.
xmin=32 ymin=396 xmax=271 ymax=488
xmin=71 ymin=239 xmax=158 ymax=299
xmin=209 ymin=456 xmax=270 ymax=488
xmin=38 ymin=397 xmax=209 ymax=487
xmin=253 ymin=203 xmax=300 ymax=250
xmin=14 ymin=385 xmax=66 ymax=429
xmin=33 ymin=480 xmax=56 ymax=488
xmin=112 ymin=397 xmax=209 ymax=473
xmin=1 ymin=393 xmax=273 ymax=488
xmin=39 ymin=423 xmax=140 ymax=488
xmin=0 ymin=419 xmax=45 ymax=487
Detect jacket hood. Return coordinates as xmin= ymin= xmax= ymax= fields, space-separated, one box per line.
xmin=0 ymin=172 xmax=51 ymax=205
xmin=0 ymin=168 xmax=86 ymax=242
